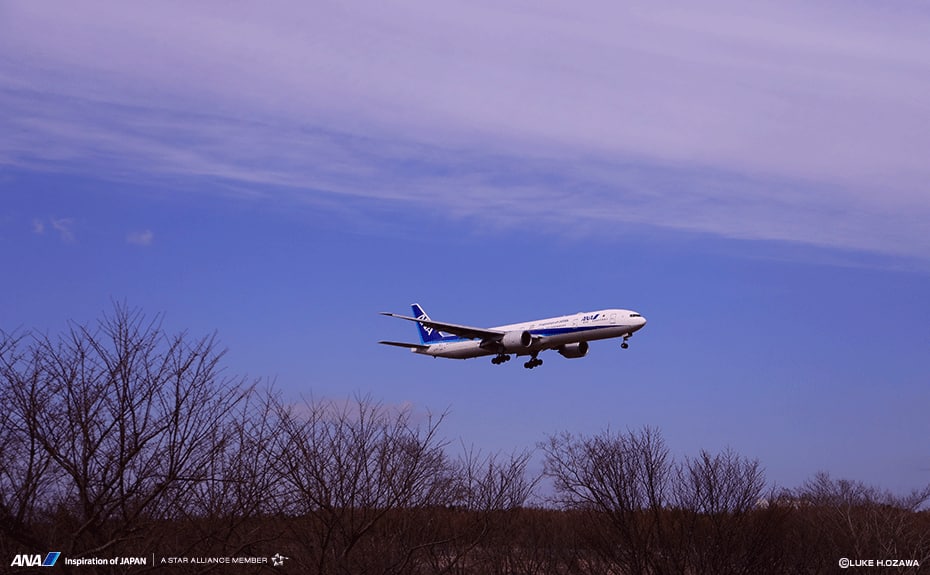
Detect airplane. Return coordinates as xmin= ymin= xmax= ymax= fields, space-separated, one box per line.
xmin=379 ymin=303 xmax=647 ymax=369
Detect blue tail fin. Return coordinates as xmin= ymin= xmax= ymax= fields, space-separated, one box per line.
xmin=411 ymin=303 xmax=449 ymax=344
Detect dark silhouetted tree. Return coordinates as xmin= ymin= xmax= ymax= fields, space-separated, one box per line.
xmin=542 ymin=426 xmax=672 ymax=575
xmin=0 ymin=305 xmax=252 ymax=562
xmin=274 ymin=396 xmax=457 ymax=574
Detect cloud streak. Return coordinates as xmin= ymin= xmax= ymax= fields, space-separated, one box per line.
xmin=2 ymin=0 xmax=930 ymax=259
xmin=126 ymin=230 xmax=154 ymax=246
xmin=50 ymin=218 xmax=75 ymax=243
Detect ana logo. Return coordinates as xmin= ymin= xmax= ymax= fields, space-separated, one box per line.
xmin=417 ymin=314 xmax=433 ymax=336
xmin=10 ymin=552 xmax=61 ymax=567
xmin=581 ymin=314 xmax=600 ymax=322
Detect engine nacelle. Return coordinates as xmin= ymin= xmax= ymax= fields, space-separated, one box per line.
xmin=500 ymin=330 xmax=533 ymax=351
xmin=558 ymin=341 xmax=589 ymax=359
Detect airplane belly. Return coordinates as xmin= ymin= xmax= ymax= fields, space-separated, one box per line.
xmin=593 ymin=325 xmax=634 ymax=342
xmin=431 ymin=341 xmax=490 ymax=359
xmin=588 ymin=325 xmax=631 ymax=341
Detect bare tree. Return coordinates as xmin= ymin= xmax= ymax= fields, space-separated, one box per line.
xmin=0 ymin=305 xmax=252 ymax=565
xmin=429 ymin=447 xmax=539 ymax=574
xmin=542 ymin=426 xmax=672 ymax=575
xmin=175 ymin=384 xmax=287 ymax=561
xmin=671 ymin=448 xmax=782 ymax=575
xmin=275 ymin=395 xmax=458 ymax=574
xmin=457 ymin=446 xmax=537 ymax=513
xmin=794 ymin=472 xmax=930 ymax=570
xmin=0 ymin=330 xmax=60 ymax=553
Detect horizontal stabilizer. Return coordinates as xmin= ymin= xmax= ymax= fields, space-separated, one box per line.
xmin=378 ymin=340 xmax=430 ymax=351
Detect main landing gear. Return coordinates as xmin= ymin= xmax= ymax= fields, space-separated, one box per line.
xmin=492 ymin=353 xmax=543 ymax=368
xmin=524 ymin=354 xmax=543 ymax=369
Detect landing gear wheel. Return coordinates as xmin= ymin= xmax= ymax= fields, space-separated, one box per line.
xmin=523 ymin=357 xmax=543 ymax=369
xmin=492 ymin=354 xmax=511 ymax=365
xmin=621 ymin=342 xmax=629 ymax=349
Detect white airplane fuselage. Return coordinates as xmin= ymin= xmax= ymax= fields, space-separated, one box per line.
xmin=422 ymin=309 xmax=645 ymax=359
xmin=380 ymin=304 xmax=646 ymax=368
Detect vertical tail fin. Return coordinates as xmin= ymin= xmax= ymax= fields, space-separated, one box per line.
xmin=411 ymin=303 xmax=448 ymax=343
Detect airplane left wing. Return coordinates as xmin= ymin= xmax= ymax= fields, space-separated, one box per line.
xmin=379 ymin=312 xmax=504 ymax=341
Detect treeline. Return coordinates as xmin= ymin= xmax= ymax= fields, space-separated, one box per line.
xmin=1 ymin=306 xmax=927 ymax=574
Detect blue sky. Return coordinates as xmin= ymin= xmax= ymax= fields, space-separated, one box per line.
xmin=2 ymin=0 xmax=929 ymax=494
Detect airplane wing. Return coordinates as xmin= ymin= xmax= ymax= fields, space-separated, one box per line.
xmin=379 ymin=312 xmax=504 ymax=341
xmin=378 ymin=340 xmax=431 ymax=351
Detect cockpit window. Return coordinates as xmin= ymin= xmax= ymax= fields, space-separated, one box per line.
xmin=630 ymin=313 xmax=641 ymax=318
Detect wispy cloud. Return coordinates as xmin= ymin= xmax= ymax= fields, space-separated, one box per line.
xmin=126 ymin=229 xmax=154 ymax=246
xmin=32 ymin=219 xmax=44 ymax=234
xmin=49 ymin=218 xmax=75 ymax=243
xmin=2 ymin=0 xmax=930 ymax=259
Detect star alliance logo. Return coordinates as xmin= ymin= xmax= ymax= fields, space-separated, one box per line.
xmin=271 ymin=553 xmax=288 ymax=567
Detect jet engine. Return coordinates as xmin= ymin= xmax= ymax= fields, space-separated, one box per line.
xmin=500 ymin=330 xmax=533 ymax=351
xmin=558 ymin=341 xmax=589 ymax=358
